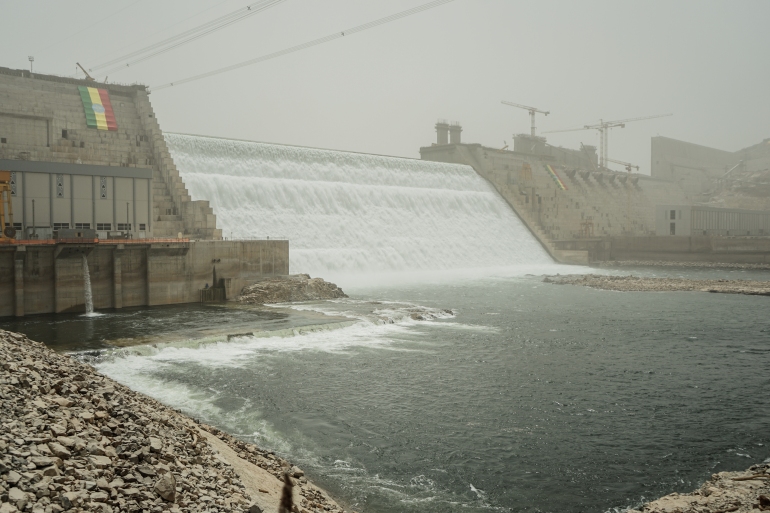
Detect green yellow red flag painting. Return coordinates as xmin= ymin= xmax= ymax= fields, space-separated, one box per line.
xmin=78 ymin=86 xmax=117 ymax=131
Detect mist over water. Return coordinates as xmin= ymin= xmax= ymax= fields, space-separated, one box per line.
xmin=166 ymin=133 xmax=553 ymax=283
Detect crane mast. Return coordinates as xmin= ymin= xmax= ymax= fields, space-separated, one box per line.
xmin=544 ymin=113 xmax=672 ymax=168
xmin=501 ymin=101 xmax=550 ymax=137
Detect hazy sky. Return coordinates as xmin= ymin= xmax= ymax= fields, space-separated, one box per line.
xmin=2 ymin=0 xmax=768 ymax=174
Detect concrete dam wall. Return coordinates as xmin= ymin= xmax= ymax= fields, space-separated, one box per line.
xmin=0 ymin=239 xmax=288 ymax=317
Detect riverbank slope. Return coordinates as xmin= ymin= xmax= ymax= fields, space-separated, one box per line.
xmin=0 ymin=330 xmax=345 ymax=513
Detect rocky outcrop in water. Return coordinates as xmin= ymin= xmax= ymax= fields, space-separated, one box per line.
xmin=238 ymin=275 xmax=347 ymax=305
xmin=628 ymin=463 xmax=770 ymax=513
xmin=597 ymin=261 xmax=770 ymax=270
xmin=543 ymin=274 xmax=770 ymax=296
xmin=0 ymin=330 xmax=346 ymax=513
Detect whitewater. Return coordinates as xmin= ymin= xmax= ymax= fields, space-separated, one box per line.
xmin=165 ymin=133 xmax=553 ymax=283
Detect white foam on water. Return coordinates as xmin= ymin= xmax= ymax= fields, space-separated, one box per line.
xmin=166 ymin=133 xmax=558 ymax=287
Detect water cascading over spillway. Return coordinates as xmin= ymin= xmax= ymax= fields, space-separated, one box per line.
xmin=82 ymin=254 xmax=94 ymax=315
xmin=166 ymin=133 xmax=552 ymax=278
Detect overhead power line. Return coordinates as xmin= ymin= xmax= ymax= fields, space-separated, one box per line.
xmin=152 ymin=0 xmax=456 ymax=91
xmin=87 ymin=0 xmax=234 ymax=66
xmin=91 ymin=0 xmax=286 ymax=76
xmin=37 ymin=0 xmax=146 ymax=54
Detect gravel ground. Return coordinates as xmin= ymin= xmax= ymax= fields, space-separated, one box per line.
xmin=0 ymin=329 xmax=347 ymax=513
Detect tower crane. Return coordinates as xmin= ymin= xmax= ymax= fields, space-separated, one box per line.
xmin=501 ymin=101 xmax=550 ymax=137
xmin=605 ymin=158 xmax=639 ymax=173
xmin=544 ymin=113 xmax=672 ymax=168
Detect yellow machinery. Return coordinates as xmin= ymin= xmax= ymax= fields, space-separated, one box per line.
xmin=0 ymin=171 xmax=15 ymax=240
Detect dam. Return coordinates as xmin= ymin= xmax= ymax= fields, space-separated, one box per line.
xmin=166 ymin=133 xmax=552 ymax=280
xmin=0 ymin=67 xmax=288 ymax=316
xmin=0 ymin=66 xmax=554 ymax=316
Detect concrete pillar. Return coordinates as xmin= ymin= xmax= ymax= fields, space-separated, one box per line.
xmin=435 ymin=121 xmax=449 ymax=145
xmin=113 ymin=245 xmax=123 ymax=309
xmin=14 ymin=247 xmax=25 ymax=317
xmin=449 ymin=123 xmax=462 ymax=144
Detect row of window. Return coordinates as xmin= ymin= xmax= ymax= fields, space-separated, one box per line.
xmin=6 ymin=222 xmax=146 ymax=231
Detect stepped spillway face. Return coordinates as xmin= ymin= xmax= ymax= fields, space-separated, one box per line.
xmin=166 ymin=133 xmax=552 ymax=278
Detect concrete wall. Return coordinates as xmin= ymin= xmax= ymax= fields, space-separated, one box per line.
xmin=0 ymin=239 xmax=288 ymax=317
xmin=608 ymin=236 xmax=770 ymax=264
xmin=0 ymin=67 xmax=220 ymax=240
xmin=421 ymin=141 xmax=695 ymax=239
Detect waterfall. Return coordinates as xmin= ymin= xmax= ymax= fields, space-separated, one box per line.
xmin=166 ymin=133 xmax=553 ymax=280
xmin=82 ymin=254 xmax=94 ymax=315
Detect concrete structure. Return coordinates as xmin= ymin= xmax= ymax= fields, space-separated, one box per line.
xmin=0 ymin=66 xmax=220 ymax=240
xmin=651 ymin=136 xmax=770 ymax=196
xmin=656 ymin=205 xmax=770 ymax=237
xmin=421 ymin=124 xmax=770 ymax=264
xmin=421 ymin=129 xmax=695 ymax=263
xmin=0 ymin=67 xmax=294 ymax=317
xmin=0 ymin=239 xmax=288 ymax=317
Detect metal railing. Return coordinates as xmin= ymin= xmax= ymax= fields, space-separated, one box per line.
xmin=0 ymin=237 xmax=190 ymax=245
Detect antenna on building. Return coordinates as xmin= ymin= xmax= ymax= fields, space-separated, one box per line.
xmin=28 ymin=56 xmax=34 ymax=73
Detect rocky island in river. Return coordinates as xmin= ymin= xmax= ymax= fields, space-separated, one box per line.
xmin=543 ymin=274 xmax=770 ymax=296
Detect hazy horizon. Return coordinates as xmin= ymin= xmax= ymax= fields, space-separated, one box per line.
xmin=2 ymin=0 xmax=768 ymax=174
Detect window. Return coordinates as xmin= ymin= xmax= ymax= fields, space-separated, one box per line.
xmin=5 ymin=223 xmax=22 ymax=230
xmin=100 ymin=177 xmax=107 ymax=199
xmin=79 ymin=141 xmax=85 ymax=148
xmin=53 ymin=223 xmax=69 ymax=230
xmin=56 ymin=174 xmax=64 ymax=197
xmin=0 ymin=138 xmax=6 ymax=144
xmin=117 ymin=223 xmax=132 ymax=231
xmin=670 ymin=210 xmax=676 ymax=220
xmin=96 ymin=223 xmax=111 ymax=231
xmin=62 ymin=129 xmax=68 ymax=139
xmin=75 ymin=223 xmax=90 ymax=229
xmin=670 ymin=222 xmax=676 ymax=235
xmin=139 ymin=224 xmax=146 ymax=231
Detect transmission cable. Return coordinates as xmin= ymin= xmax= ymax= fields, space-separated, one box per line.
xmin=36 ymin=0 xmax=146 ymax=54
xmin=91 ymin=0 xmax=285 ymax=76
xmin=87 ymin=0 xmax=234 ymax=67
xmin=152 ymin=0 xmax=455 ymax=91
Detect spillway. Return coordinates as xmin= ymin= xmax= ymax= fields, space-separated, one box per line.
xmin=166 ymin=133 xmax=552 ymax=279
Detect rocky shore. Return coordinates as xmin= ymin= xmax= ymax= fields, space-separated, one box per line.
xmin=628 ymin=462 xmax=770 ymax=513
xmin=0 ymin=330 xmax=347 ymax=513
xmin=238 ymin=275 xmax=347 ymax=305
xmin=597 ymin=260 xmax=770 ymax=271
xmin=543 ymin=274 xmax=770 ymax=295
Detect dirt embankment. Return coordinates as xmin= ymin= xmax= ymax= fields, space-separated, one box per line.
xmin=238 ymin=275 xmax=347 ymax=305
xmin=543 ymin=274 xmax=770 ymax=296
xmin=628 ymin=464 xmax=770 ymax=513
xmin=0 ymin=330 xmax=346 ymax=513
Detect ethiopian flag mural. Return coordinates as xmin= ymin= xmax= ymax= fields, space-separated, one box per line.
xmin=545 ymin=164 xmax=568 ymax=191
xmin=78 ymin=86 xmax=117 ymax=131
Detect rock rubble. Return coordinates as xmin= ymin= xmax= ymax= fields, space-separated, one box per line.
xmin=628 ymin=463 xmax=770 ymax=513
xmin=597 ymin=260 xmax=770 ymax=271
xmin=543 ymin=274 xmax=770 ymax=296
xmin=0 ymin=330 xmax=346 ymax=513
xmin=238 ymin=275 xmax=347 ymax=305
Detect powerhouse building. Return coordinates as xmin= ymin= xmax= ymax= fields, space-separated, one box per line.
xmin=0 ymin=66 xmax=220 ymax=240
